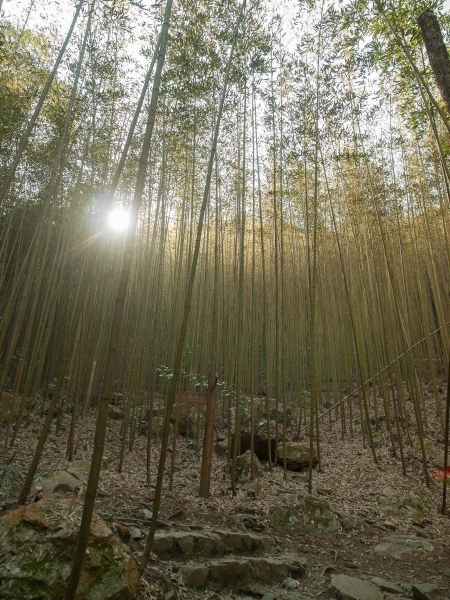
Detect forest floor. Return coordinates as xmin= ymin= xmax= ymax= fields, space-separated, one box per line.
xmin=2 ymin=389 xmax=450 ymax=600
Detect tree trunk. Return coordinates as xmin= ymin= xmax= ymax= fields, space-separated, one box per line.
xmin=418 ymin=9 xmax=450 ymax=114
xmin=63 ymin=0 xmax=174 ymax=595
xmin=139 ymin=0 xmax=247 ymax=573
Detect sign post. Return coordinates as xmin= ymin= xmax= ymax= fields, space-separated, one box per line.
xmin=199 ymin=372 xmax=217 ymax=498
xmin=177 ymin=372 xmax=217 ymax=498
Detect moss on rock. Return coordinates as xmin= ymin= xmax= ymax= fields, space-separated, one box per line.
xmin=0 ymin=495 xmax=138 ymax=599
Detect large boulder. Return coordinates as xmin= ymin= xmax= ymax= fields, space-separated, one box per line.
xmin=240 ymin=421 xmax=292 ymax=461
xmin=30 ymin=460 xmax=91 ymax=500
xmin=235 ymin=450 xmax=262 ymax=483
xmin=276 ymin=443 xmax=317 ymax=471
xmin=0 ymin=495 xmax=138 ymax=599
xmin=270 ymin=494 xmax=338 ymax=535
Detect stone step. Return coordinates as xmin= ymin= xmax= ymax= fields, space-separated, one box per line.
xmin=330 ymin=574 xmax=383 ymax=600
xmin=153 ymin=529 xmax=275 ymax=559
xmin=178 ymin=553 xmax=307 ymax=590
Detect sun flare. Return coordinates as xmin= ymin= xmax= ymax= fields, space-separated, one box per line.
xmin=107 ymin=207 xmax=130 ymax=232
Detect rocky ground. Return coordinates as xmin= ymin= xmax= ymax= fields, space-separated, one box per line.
xmin=1 ymin=391 xmax=449 ymax=600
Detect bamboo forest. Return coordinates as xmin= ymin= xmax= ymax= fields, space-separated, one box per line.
xmin=0 ymin=0 xmax=449 ymax=598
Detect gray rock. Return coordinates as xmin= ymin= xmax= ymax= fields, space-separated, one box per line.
xmin=249 ymin=554 xmax=307 ymax=583
xmin=239 ymin=420 xmax=291 ymax=461
xmin=243 ymin=516 xmax=264 ymax=531
xmin=153 ymin=529 xmax=272 ymax=559
xmin=168 ymin=509 xmax=187 ymax=521
xmin=216 ymin=529 xmax=251 ymax=552
xmin=277 ymin=442 xmax=318 ymax=471
xmin=210 ymin=558 xmax=251 ymax=585
xmin=283 ymin=577 xmax=300 ymax=589
xmin=270 ymin=494 xmax=338 ymax=535
xmin=153 ymin=530 xmax=275 ymax=559
xmin=128 ymin=526 xmax=142 ymax=539
xmin=241 ymin=583 xmax=271 ymax=597
xmin=172 ymin=531 xmax=196 ymax=556
xmin=261 ymin=594 xmax=312 ymax=600
xmin=336 ymin=511 xmax=358 ymax=532
xmin=30 ymin=461 xmax=91 ymax=500
xmin=378 ymin=487 xmax=426 ymax=520
xmin=241 ymin=478 xmax=261 ymax=496
xmin=153 ymin=533 xmax=174 ymax=555
xmin=330 ymin=574 xmax=383 ymax=600
xmin=371 ymin=577 xmax=402 ymax=594
xmin=247 ymin=531 xmax=276 ymax=553
xmin=65 ymin=460 xmax=91 ymax=481
xmin=114 ymin=522 xmax=131 ymax=543
xmin=235 ymin=450 xmax=263 ymax=483
xmin=412 ymin=583 xmax=448 ymax=600
xmin=0 ymin=495 xmax=138 ymax=599
xmin=215 ymin=529 xmax=274 ymax=554
xmin=178 ymin=553 xmax=306 ymax=590
xmin=42 ymin=471 xmax=81 ymax=496
xmin=214 ymin=439 xmax=229 ymax=457
xmin=196 ymin=532 xmax=226 ymax=557
xmin=179 ymin=564 xmax=209 ymax=588
xmin=108 ymin=408 xmax=124 ymax=420
xmin=374 ymin=535 xmax=434 ymax=559
xmin=137 ymin=508 xmax=153 ymax=520
xmin=416 ymin=528 xmax=434 ymax=539
xmin=279 ymin=553 xmax=308 ymax=577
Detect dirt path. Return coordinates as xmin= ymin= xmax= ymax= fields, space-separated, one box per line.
xmin=2 ymin=398 xmax=449 ymax=599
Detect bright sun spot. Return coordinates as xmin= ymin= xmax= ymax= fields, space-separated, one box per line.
xmin=107 ymin=207 xmax=130 ymax=232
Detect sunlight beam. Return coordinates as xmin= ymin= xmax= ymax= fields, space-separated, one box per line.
xmin=107 ymin=207 xmax=130 ymax=232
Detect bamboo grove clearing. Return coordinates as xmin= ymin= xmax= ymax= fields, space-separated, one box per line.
xmin=0 ymin=0 xmax=450 ymax=596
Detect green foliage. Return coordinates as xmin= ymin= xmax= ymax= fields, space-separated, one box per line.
xmin=0 ymin=21 xmax=53 ymax=153
xmin=339 ymin=0 xmax=450 ymax=129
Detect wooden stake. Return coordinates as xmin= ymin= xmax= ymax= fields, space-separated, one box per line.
xmin=199 ymin=372 xmax=217 ymax=498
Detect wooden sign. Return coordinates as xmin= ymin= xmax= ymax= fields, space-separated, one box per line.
xmin=177 ymin=391 xmax=208 ymax=406
xmin=175 ymin=373 xmax=217 ymax=498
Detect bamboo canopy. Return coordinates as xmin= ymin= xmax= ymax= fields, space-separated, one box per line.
xmin=1 ymin=0 xmax=450 ymax=592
